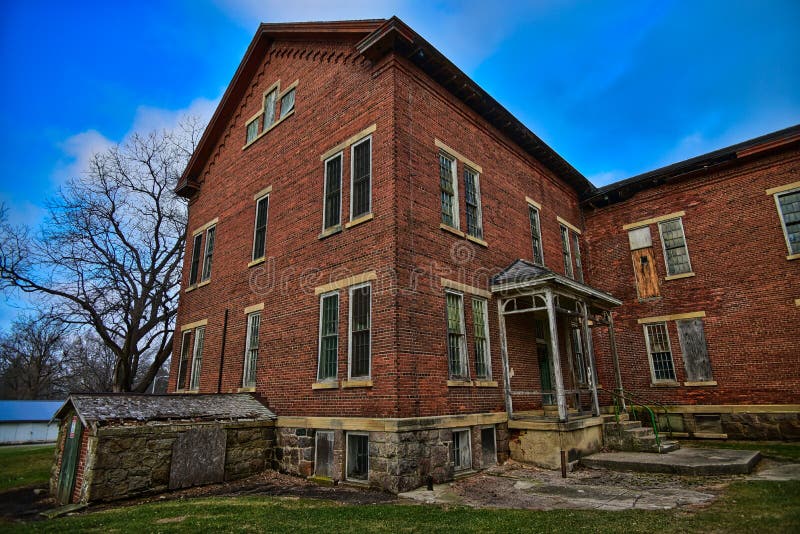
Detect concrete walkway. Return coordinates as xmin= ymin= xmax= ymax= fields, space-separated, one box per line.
xmin=581 ymin=448 xmax=761 ymax=475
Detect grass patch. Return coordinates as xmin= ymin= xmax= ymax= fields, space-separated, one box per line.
xmin=681 ymin=440 xmax=800 ymax=461
xmin=0 ymin=445 xmax=55 ymax=491
xmin=10 ymin=480 xmax=800 ymax=533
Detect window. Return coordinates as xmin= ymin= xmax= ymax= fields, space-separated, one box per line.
xmin=189 ymin=233 xmax=202 ymax=285
xmin=201 ymin=226 xmax=216 ymax=282
xmin=246 ymin=117 xmax=260 ymax=143
xmin=529 ymin=206 xmax=544 ymax=265
xmin=776 ymin=189 xmax=800 ymax=255
xmin=252 ymin=195 xmax=269 ymax=260
xmin=573 ymin=233 xmax=584 ymax=283
xmin=323 ymin=153 xmax=342 ymax=230
xmin=439 ymin=153 xmax=458 ymax=228
xmin=452 ymin=429 xmax=471 ymax=471
xmin=176 ymin=330 xmax=192 ymax=390
xmin=472 ymin=298 xmax=490 ymax=379
xmin=445 ymin=291 xmax=468 ymax=379
xmin=263 ymin=89 xmax=277 ymax=129
xmin=570 ymin=327 xmax=587 ymax=384
xmin=279 ymin=88 xmax=295 ymax=119
xmin=346 ymin=433 xmax=369 ymax=481
xmin=644 ymin=322 xmax=676 ymax=382
xmin=480 ymin=427 xmax=497 ymax=467
xmin=658 ymin=218 xmax=691 ymax=276
xmin=463 ymin=167 xmax=483 ymax=239
xmin=314 ymin=431 xmax=334 ymax=478
xmin=349 ymin=283 xmax=371 ymax=378
xmin=189 ymin=326 xmax=205 ymax=390
xmin=317 ymin=292 xmax=339 ymax=380
xmin=560 ymin=225 xmax=573 ymax=279
xmin=350 ymin=137 xmax=372 ymax=220
xmin=243 ymin=312 xmax=260 ymax=388
xmin=677 ymin=318 xmax=713 ymax=382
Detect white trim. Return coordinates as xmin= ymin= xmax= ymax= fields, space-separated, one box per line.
xmin=347 ymin=282 xmax=372 ymax=380
xmin=643 ymin=322 xmax=676 ymax=384
xmin=251 ymin=194 xmax=270 ymax=261
xmin=657 ymin=217 xmax=692 ymax=277
xmin=472 ymin=296 xmax=492 ymax=380
xmin=452 ymin=427 xmax=472 ymax=471
xmin=774 ymin=187 xmax=800 ymax=256
xmin=316 ymin=291 xmax=339 ymax=382
xmin=349 ymin=135 xmax=373 ymax=222
xmin=322 ymin=152 xmax=343 ymax=232
xmin=445 ymin=290 xmax=469 ymax=380
xmin=345 ymin=432 xmax=370 ymax=482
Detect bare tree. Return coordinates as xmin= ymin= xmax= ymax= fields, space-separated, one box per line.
xmin=0 ymin=118 xmax=204 ymax=392
xmin=60 ymin=333 xmax=117 ymax=394
xmin=0 ymin=313 xmax=68 ymax=399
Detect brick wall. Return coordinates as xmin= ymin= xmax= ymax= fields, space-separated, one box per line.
xmin=584 ymin=147 xmax=800 ymax=405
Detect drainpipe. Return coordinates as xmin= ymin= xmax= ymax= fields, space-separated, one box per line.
xmin=217 ymin=309 xmax=228 ymax=393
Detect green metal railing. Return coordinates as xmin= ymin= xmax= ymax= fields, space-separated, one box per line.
xmin=599 ymin=387 xmax=672 ymax=451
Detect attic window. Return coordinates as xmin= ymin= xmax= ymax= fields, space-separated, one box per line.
xmin=280 ymin=88 xmax=295 ymax=118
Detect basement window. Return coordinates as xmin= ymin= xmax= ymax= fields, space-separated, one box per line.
xmin=445 ymin=291 xmax=469 ymax=380
xmin=472 ymin=297 xmax=490 ymax=379
xmin=314 ymin=431 xmax=334 ymax=479
xmin=775 ymin=188 xmax=800 ymax=255
xmin=658 ymin=218 xmax=692 ymax=276
xmin=439 ymin=153 xmax=458 ymax=228
xmin=317 ymin=292 xmax=339 ymax=381
xmin=346 ymin=433 xmax=369 ymax=481
xmin=452 ymin=429 xmax=472 ymax=471
xmin=643 ymin=322 xmax=676 ymax=382
xmin=242 ymin=312 xmax=260 ymax=388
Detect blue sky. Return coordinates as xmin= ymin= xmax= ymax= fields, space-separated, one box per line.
xmin=1 ymin=0 xmax=799 ymax=326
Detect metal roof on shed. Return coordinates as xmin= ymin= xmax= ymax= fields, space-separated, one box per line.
xmin=53 ymin=393 xmax=276 ymax=426
xmin=0 ymin=400 xmax=64 ymax=423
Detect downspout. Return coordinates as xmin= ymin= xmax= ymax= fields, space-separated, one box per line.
xmin=217 ymin=308 xmax=229 ymax=393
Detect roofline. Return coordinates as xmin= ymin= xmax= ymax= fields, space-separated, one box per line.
xmin=176 ymin=19 xmax=386 ymax=197
xmin=583 ymin=124 xmax=800 ymax=207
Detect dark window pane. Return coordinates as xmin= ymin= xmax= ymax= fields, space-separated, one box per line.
xmin=177 ymin=330 xmax=192 ymax=390
xmin=352 ymin=139 xmax=371 ymax=219
xmin=529 ymin=207 xmax=543 ymax=265
xmin=778 ymin=191 xmax=800 ymax=254
xmin=464 ymin=168 xmax=482 ymax=238
xmin=440 ymin=154 xmax=455 ymax=226
xmin=561 ymin=225 xmax=573 ymax=279
xmin=324 ymin=156 xmax=342 ymax=229
xmin=350 ymin=285 xmax=371 ymax=377
xmin=253 ymin=196 xmax=269 ymax=260
xmin=318 ymin=294 xmax=339 ymax=380
xmin=446 ymin=293 xmax=466 ymax=378
xmin=472 ymin=298 xmax=489 ymax=379
xmin=201 ymin=227 xmax=215 ymax=281
xmin=189 ymin=233 xmax=202 ymax=285
xmin=573 ymin=233 xmax=583 ymax=283
xmin=347 ymin=434 xmax=369 ymax=480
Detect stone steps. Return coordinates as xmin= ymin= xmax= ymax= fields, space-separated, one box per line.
xmin=602 ymin=413 xmax=680 ymax=454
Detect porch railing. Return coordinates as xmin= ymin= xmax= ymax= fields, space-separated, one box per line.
xmin=598 ymin=387 xmax=673 ymax=451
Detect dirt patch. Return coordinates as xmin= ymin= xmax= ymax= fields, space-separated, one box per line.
xmin=0 ymin=484 xmax=55 ymax=523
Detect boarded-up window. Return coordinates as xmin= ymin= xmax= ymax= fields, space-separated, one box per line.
xmin=677 ymin=318 xmax=713 ymax=382
xmin=346 ymin=433 xmax=369 ymax=481
xmin=452 ymin=429 xmax=472 ymax=471
xmin=314 ymin=431 xmax=334 ymax=478
xmin=631 ymin=247 xmax=660 ymax=298
xmin=628 ymin=227 xmax=652 ymax=250
xmin=481 ymin=427 xmax=496 ymax=467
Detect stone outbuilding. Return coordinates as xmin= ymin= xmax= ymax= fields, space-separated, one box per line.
xmin=50 ymin=393 xmax=275 ymax=504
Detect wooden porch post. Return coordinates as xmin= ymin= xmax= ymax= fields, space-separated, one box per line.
xmin=544 ymin=289 xmax=568 ymax=422
xmin=581 ymin=301 xmax=601 ymax=417
xmin=606 ymin=311 xmax=626 ymax=411
xmin=497 ymin=299 xmax=514 ymax=420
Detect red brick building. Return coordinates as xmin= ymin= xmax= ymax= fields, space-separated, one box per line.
xmin=169 ymin=18 xmax=799 ymax=492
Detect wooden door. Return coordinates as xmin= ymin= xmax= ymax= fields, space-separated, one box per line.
xmin=57 ymin=416 xmax=82 ymax=504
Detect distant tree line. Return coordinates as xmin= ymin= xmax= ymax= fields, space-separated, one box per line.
xmin=0 ymin=117 xmax=204 ymax=396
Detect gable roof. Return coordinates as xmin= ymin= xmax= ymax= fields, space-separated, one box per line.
xmin=53 ymin=393 xmax=276 ymax=427
xmin=176 ymin=17 xmax=593 ymax=198
xmin=583 ymin=124 xmax=800 ymax=207
xmin=0 ymin=400 xmax=64 ymax=423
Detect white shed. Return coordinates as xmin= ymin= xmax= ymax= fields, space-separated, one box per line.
xmin=0 ymin=400 xmax=63 ymax=444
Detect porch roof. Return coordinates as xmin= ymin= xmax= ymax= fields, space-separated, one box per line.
xmin=490 ymin=259 xmax=622 ymax=308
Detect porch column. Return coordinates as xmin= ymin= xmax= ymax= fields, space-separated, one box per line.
xmin=544 ymin=289 xmax=568 ymax=421
xmin=580 ymin=301 xmax=601 ymax=417
xmin=606 ymin=310 xmax=626 ymax=411
xmin=497 ymin=299 xmax=514 ymax=419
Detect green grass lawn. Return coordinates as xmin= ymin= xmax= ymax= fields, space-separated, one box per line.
xmin=6 ymin=480 xmax=799 ymax=533
xmin=0 ymin=445 xmax=55 ymax=491
xmin=681 ymin=439 xmax=800 ymax=462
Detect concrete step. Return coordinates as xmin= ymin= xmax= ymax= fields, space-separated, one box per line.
xmin=600 ymin=413 xmax=630 ymax=424
xmin=659 ymin=440 xmax=681 ymax=453
xmin=582 ymin=448 xmax=761 ymax=475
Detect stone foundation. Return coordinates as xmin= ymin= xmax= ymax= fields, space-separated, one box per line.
xmin=508 ymin=417 xmax=604 ymax=469
xmin=57 ymin=420 xmax=275 ymax=503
